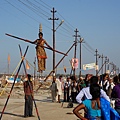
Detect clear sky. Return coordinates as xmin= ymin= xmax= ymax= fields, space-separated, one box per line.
xmin=0 ymin=0 xmax=120 ymax=76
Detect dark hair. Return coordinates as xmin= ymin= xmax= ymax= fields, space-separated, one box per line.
xmin=70 ymin=76 xmax=76 ymax=81
xmin=38 ymin=32 xmax=43 ymax=36
xmin=113 ymin=75 xmax=119 ymax=84
xmin=118 ymin=73 xmax=120 ymax=81
xmin=90 ymin=76 xmax=98 ymax=85
xmin=59 ymin=75 xmax=62 ymax=78
xmin=27 ymin=74 xmax=31 ymax=80
xmin=103 ymin=73 xmax=108 ymax=79
xmin=90 ymin=84 xmax=100 ymax=100
xmin=84 ymin=74 xmax=89 ymax=80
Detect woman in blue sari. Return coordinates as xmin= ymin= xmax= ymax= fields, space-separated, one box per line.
xmin=73 ymin=84 xmax=102 ymax=120
xmin=73 ymin=83 xmax=120 ymax=120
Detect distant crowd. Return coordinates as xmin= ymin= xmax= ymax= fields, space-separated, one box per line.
xmin=50 ymin=73 xmax=120 ymax=120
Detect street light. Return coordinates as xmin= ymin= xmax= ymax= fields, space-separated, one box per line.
xmin=101 ymin=54 xmax=106 ymax=75
xmin=55 ymin=20 xmax=64 ymax=32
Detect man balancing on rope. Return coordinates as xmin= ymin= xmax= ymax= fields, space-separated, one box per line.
xmin=32 ymin=32 xmax=53 ymax=73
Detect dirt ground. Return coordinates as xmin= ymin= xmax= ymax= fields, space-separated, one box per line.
xmin=0 ymin=80 xmax=84 ymax=120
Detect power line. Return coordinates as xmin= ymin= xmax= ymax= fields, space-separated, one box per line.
xmin=23 ymin=0 xmax=50 ymax=18
xmin=5 ymin=0 xmax=40 ymax=23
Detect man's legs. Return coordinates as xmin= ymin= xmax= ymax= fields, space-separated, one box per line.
xmin=58 ymin=94 xmax=61 ymax=103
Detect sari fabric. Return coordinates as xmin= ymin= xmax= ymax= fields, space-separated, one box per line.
xmin=100 ymin=98 xmax=120 ymax=120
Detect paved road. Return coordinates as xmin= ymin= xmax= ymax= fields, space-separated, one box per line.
xmin=0 ymin=95 xmax=84 ymax=120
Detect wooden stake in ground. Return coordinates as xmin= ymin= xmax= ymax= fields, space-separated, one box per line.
xmin=19 ymin=45 xmax=40 ymax=120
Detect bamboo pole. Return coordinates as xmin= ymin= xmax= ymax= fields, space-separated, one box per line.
xmin=0 ymin=46 xmax=29 ymax=119
xmin=19 ymin=45 xmax=40 ymax=120
xmin=5 ymin=33 xmax=67 ymax=56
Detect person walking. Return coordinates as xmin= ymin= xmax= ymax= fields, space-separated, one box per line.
xmin=50 ymin=77 xmax=58 ymax=102
xmin=23 ymin=74 xmax=34 ymax=117
xmin=56 ymin=75 xmax=63 ymax=103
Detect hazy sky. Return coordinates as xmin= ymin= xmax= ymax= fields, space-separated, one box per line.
xmin=0 ymin=0 xmax=120 ymax=76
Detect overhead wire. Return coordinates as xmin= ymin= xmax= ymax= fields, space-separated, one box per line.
xmin=3 ymin=0 xmax=101 ymax=67
xmin=4 ymin=0 xmax=40 ymax=24
xmin=17 ymin=0 xmax=51 ymax=29
xmin=31 ymin=0 xmax=75 ymax=39
xmin=82 ymin=44 xmax=95 ymax=55
xmin=34 ymin=0 xmax=51 ymax=12
xmin=23 ymin=0 xmax=50 ymax=18
xmin=18 ymin=0 xmax=73 ymax=41
xmin=0 ymin=1 xmax=37 ymax=30
xmin=3 ymin=0 xmax=106 ymax=54
xmin=84 ymin=40 xmax=95 ymax=53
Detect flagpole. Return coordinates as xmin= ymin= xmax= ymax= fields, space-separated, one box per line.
xmin=8 ymin=62 xmax=9 ymax=75
xmin=7 ymin=54 xmax=10 ymax=75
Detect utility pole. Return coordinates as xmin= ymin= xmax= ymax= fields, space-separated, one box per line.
xmin=109 ymin=62 xmax=114 ymax=75
xmin=49 ymin=8 xmax=59 ymax=77
xmin=101 ymin=54 xmax=104 ymax=75
xmin=114 ymin=65 xmax=116 ymax=75
xmin=104 ymin=56 xmax=107 ymax=73
xmin=95 ymin=49 xmax=99 ymax=76
xmin=79 ymin=37 xmax=84 ymax=78
xmin=107 ymin=58 xmax=109 ymax=74
xmin=73 ymin=28 xmax=80 ymax=76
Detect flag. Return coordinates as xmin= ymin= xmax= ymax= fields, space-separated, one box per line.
xmin=71 ymin=58 xmax=79 ymax=69
xmin=63 ymin=66 xmax=66 ymax=73
xmin=8 ymin=54 xmax=10 ymax=65
xmin=26 ymin=60 xmax=30 ymax=70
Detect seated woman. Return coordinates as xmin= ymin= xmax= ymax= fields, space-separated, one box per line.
xmin=73 ymin=84 xmax=102 ymax=120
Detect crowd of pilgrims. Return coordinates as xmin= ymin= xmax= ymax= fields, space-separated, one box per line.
xmin=62 ymin=73 xmax=117 ymax=103
xmin=50 ymin=73 xmax=120 ymax=119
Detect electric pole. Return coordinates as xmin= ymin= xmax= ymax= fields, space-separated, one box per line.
xmin=49 ymin=8 xmax=59 ymax=77
xmin=101 ymin=54 xmax=104 ymax=75
xmin=107 ymin=58 xmax=109 ymax=74
xmin=73 ymin=28 xmax=80 ymax=76
xmin=104 ymin=56 xmax=107 ymax=73
xmin=79 ymin=37 xmax=84 ymax=78
xmin=95 ymin=49 xmax=99 ymax=76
